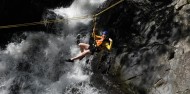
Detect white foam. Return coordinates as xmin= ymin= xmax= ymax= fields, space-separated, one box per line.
xmin=53 ymin=0 xmax=106 ymax=28
xmin=4 ymin=40 xmax=29 ymax=59
xmin=0 ymin=0 xmax=107 ymax=94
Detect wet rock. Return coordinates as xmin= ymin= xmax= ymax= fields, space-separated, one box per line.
xmin=175 ymin=0 xmax=188 ymax=10
xmin=97 ymin=0 xmax=190 ymax=93
xmin=168 ymin=51 xmax=190 ymax=94
xmin=0 ymin=0 xmax=74 ymax=48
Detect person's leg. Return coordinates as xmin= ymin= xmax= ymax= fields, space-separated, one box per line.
xmin=78 ymin=43 xmax=90 ymax=52
xmin=78 ymin=43 xmax=90 ymax=60
xmin=65 ymin=43 xmax=91 ymax=62
xmin=71 ymin=50 xmax=91 ymax=60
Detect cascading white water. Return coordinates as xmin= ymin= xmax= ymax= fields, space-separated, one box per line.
xmin=53 ymin=0 xmax=106 ymax=28
xmin=47 ymin=0 xmax=107 ymax=93
xmin=0 ymin=0 xmax=107 ymax=94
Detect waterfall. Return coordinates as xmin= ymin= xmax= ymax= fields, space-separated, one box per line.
xmin=0 ymin=0 xmax=107 ymax=94
xmin=53 ymin=0 xmax=106 ymax=28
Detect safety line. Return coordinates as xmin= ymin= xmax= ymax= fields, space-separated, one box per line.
xmin=0 ymin=19 xmax=62 ymax=29
xmin=0 ymin=0 xmax=124 ymax=29
xmin=94 ymin=0 xmax=124 ymax=17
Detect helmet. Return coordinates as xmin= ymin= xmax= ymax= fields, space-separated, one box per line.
xmin=102 ymin=31 xmax=108 ymax=35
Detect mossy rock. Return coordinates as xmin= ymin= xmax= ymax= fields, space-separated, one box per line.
xmin=188 ymin=0 xmax=190 ymax=4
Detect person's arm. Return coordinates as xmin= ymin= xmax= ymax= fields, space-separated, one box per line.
xmin=92 ymin=17 xmax=96 ymax=38
xmin=92 ymin=17 xmax=102 ymax=39
xmin=108 ymin=38 xmax=113 ymax=50
xmin=104 ymin=38 xmax=113 ymax=51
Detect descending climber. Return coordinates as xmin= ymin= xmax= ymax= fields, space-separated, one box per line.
xmin=65 ymin=17 xmax=113 ymax=62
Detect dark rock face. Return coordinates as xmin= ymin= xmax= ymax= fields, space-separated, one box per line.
xmin=97 ymin=0 xmax=190 ymax=93
xmin=0 ymin=0 xmax=73 ymax=25
xmin=0 ymin=0 xmax=73 ymax=48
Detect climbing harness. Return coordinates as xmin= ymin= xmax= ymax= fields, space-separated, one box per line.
xmin=0 ymin=0 xmax=124 ymax=29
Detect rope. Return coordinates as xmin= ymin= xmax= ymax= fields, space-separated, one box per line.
xmin=0 ymin=0 xmax=124 ymax=29
xmin=0 ymin=19 xmax=62 ymax=29
xmin=94 ymin=0 xmax=124 ymax=17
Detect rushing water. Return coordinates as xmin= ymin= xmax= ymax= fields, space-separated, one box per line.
xmin=0 ymin=0 xmax=113 ymax=94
